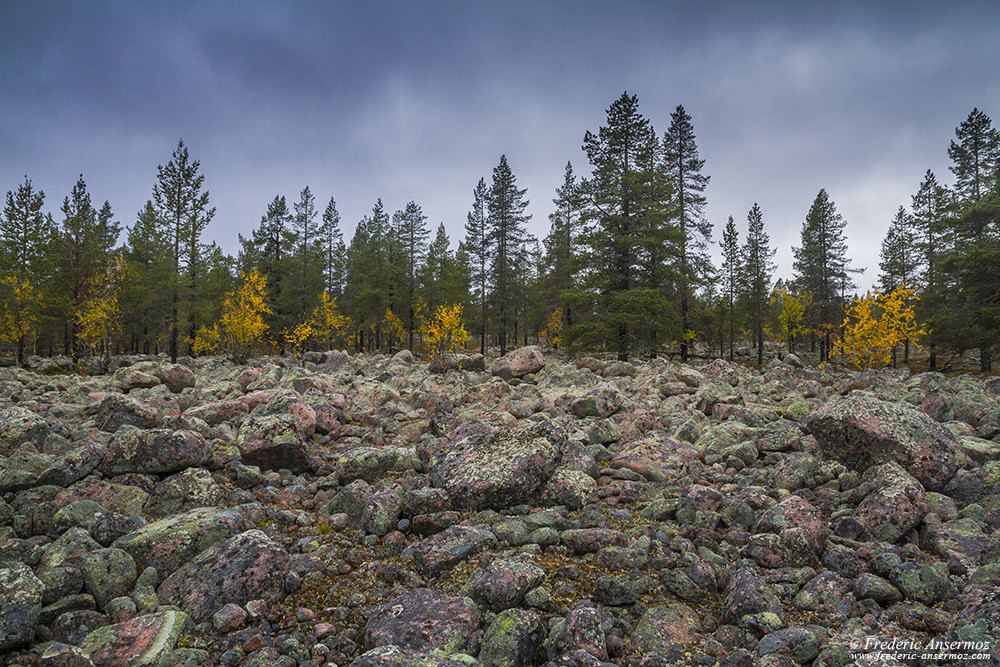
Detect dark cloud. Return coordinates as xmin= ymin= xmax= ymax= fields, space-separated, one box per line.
xmin=2 ymin=0 xmax=999 ymax=290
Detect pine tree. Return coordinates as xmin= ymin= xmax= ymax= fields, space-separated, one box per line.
xmin=720 ymin=215 xmax=742 ymax=360
xmin=743 ymin=203 xmax=776 ymax=366
xmin=461 ymin=178 xmax=490 ymax=354
xmin=911 ymin=170 xmax=951 ymax=370
xmin=292 ymin=186 xmax=323 ymax=324
xmin=543 ymin=162 xmax=584 ymax=332
xmin=318 ymin=197 xmax=346 ymax=298
xmin=0 ymin=177 xmax=55 ymax=365
xmin=58 ymin=176 xmax=121 ymax=360
xmin=878 ymin=206 xmax=920 ymax=293
xmin=394 ymin=201 xmax=430 ymax=348
xmin=151 ymin=140 xmax=215 ymax=362
xmin=792 ymin=189 xmax=860 ymax=361
xmin=948 ymin=108 xmax=1000 ymax=207
xmin=662 ymin=104 xmax=712 ymax=361
xmin=239 ymin=195 xmax=294 ymax=348
xmin=579 ymin=92 xmax=677 ymax=360
xmin=486 ymin=155 xmax=531 ymax=356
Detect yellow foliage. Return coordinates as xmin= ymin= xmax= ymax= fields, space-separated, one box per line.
xmin=423 ymin=303 xmax=468 ymax=354
xmin=308 ymin=291 xmax=352 ymax=350
xmin=0 ymin=276 xmax=40 ymax=346
xmin=380 ymin=308 xmax=406 ymax=349
xmin=190 ymin=324 xmax=220 ymax=356
xmin=285 ymin=321 xmax=314 ymax=359
xmin=841 ymin=283 xmax=923 ymax=370
xmin=219 ymin=270 xmax=272 ymax=361
xmin=76 ymin=257 xmax=127 ymax=358
xmin=541 ymin=309 xmax=564 ymax=349
xmin=769 ymin=285 xmax=812 ymax=350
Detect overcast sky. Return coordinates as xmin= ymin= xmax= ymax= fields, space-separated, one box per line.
xmin=2 ymin=1 xmax=999 ymax=291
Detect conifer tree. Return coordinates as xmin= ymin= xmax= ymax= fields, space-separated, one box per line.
xmin=579 ymin=92 xmax=677 ymax=360
xmin=461 ymin=178 xmax=489 ymax=354
xmin=662 ymin=104 xmax=712 ymax=361
xmin=486 ymin=155 xmax=531 ymax=356
xmin=318 ymin=197 xmax=346 ymax=298
xmin=151 ymin=140 xmax=215 ymax=361
xmin=292 ymin=186 xmax=323 ymax=324
xmin=792 ymin=189 xmax=860 ymax=361
xmin=879 ymin=206 xmax=920 ymax=293
xmin=0 ymin=177 xmax=54 ymax=365
xmin=948 ymin=108 xmax=1000 ymax=207
xmin=743 ymin=203 xmax=776 ymax=366
xmin=543 ymin=162 xmax=584 ymax=331
xmin=239 ymin=195 xmax=294 ymax=347
xmin=394 ymin=201 xmax=430 ymax=348
xmin=58 ymin=176 xmax=121 ymax=360
xmin=720 ymin=215 xmax=742 ymax=360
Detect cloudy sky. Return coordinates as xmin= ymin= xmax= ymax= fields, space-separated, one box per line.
xmin=2 ymin=1 xmax=999 ymax=290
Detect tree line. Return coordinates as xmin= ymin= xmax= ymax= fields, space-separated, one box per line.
xmin=1 ymin=94 xmax=998 ymax=369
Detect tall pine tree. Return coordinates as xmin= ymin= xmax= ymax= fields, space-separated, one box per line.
xmin=486 ymin=155 xmax=531 ymax=356
xmin=461 ymin=178 xmax=490 ymax=354
xmin=743 ymin=203 xmax=776 ymax=366
xmin=720 ymin=215 xmax=741 ymax=361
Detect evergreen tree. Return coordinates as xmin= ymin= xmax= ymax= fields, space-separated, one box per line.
xmin=792 ymin=189 xmax=860 ymax=361
xmin=543 ymin=162 xmax=584 ymax=331
xmin=151 ymin=140 xmax=215 ymax=361
xmin=579 ymin=92 xmax=678 ymax=360
xmin=422 ymin=223 xmax=470 ymax=317
xmin=292 ymin=186 xmax=323 ymax=324
xmin=720 ymin=215 xmax=742 ymax=360
xmin=878 ymin=206 xmax=920 ymax=293
xmin=58 ymin=176 xmax=121 ymax=360
xmin=911 ymin=170 xmax=951 ymax=369
xmin=344 ymin=199 xmax=393 ymax=350
xmin=239 ymin=195 xmax=294 ymax=348
xmin=486 ymin=155 xmax=531 ymax=356
xmin=0 ymin=177 xmax=55 ymax=365
xmin=743 ymin=203 xmax=776 ymax=366
xmin=662 ymin=104 xmax=712 ymax=361
xmin=461 ymin=178 xmax=489 ymax=354
xmin=318 ymin=196 xmax=346 ymax=298
xmin=394 ymin=201 xmax=430 ymax=348
xmin=948 ymin=108 xmax=1000 ymax=207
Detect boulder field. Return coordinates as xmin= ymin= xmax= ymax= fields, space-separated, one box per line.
xmin=1 ymin=348 xmax=1000 ymax=666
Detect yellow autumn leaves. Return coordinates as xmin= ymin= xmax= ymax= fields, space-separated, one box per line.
xmin=841 ymin=283 xmax=923 ymax=370
xmin=191 ymin=270 xmax=471 ymax=359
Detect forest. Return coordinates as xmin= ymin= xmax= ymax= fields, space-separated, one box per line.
xmin=1 ymin=94 xmax=998 ymax=372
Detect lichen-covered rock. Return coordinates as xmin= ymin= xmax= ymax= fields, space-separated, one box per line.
xmin=237 ymin=414 xmax=311 ymax=473
xmin=430 ymin=421 xmax=564 ymax=510
xmin=545 ymin=602 xmax=608 ymax=662
xmin=112 ymin=507 xmax=246 ymax=579
xmin=94 ymin=394 xmax=161 ymax=433
xmin=153 ymin=364 xmax=196 ymax=393
xmin=55 ymin=480 xmax=150 ymax=517
xmin=611 ymin=433 xmax=699 ymax=483
xmin=0 ymin=563 xmax=44 ymax=650
xmin=411 ymin=525 xmax=497 ymax=577
xmin=479 ymin=608 xmax=544 ymax=667
xmin=491 ymin=346 xmax=546 ymax=380
xmin=364 ymin=588 xmax=481 ymax=655
xmin=144 ymin=468 xmax=222 ymax=517
xmin=542 ymin=469 xmax=597 ymax=510
xmin=362 ymin=488 xmax=402 ymax=537
xmin=80 ymin=609 xmax=188 ymax=667
xmin=336 ymin=447 xmax=400 ymax=483
xmin=853 ymin=461 xmax=927 ymax=542
xmin=182 ymin=399 xmax=247 ymax=426
xmin=349 ymin=645 xmax=478 ymax=667
xmin=792 ymin=571 xmax=854 ymax=621
xmin=463 ymin=555 xmax=546 ymax=612
xmin=889 ymin=560 xmax=950 ymax=606
xmin=80 ymin=548 xmax=137 ymax=610
xmin=806 ymin=392 xmax=963 ymax=491
xmin=570 ymin=384 xmax=624 ymax=419
xmin=630 ymin=602 xmax=701 ymax=653
xmin=756 ymin=625 xmax=821 ymax=664
xmin=0 ymin=406 xmax=49 ymax=454
xmin=36 ymin=441 xmax=106 ymax=487
xmin=157 ymin=530 xmax=290 ymax=622
xmin=721 ymin=567 xmax=783 ymax=626
xmin=100 ymin=426 xmax=211 ymax=476
xmin=923 ymin=517 xmax=999 ymax=568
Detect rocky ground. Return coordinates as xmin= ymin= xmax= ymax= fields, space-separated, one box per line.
xmin=1 ymin=346 xmax=999 ymax=667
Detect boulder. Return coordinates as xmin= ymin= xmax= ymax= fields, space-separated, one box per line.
xmin=94 ymin=394 xmax=161 ymax=432
xmin=806 ymin=392 xmax=963 ymax=491
xmin=0 ymin=563 xmax=44 ymax=650
xmin=853 ymin=461 xmax=927 ymax=542
xmin=157 ymin=530 xmax=290 ymax=622
xmin=0 ymin=406 xmax=49 ymax=454
xmin=237 ymin=414 xmax=311 ymax=473
xmin=491 ymin=346 xmax=546 ymax=380
xmin=154 ymin=363 xmax=196 ymax=393
xmin=570 ymin=384 xmax=625 ymax=418
xmin=364 ymin=588 xmax=481 ymax=655
xmin=100 ymin=427 xmax=212 ymax=476
xmin=80 ymin=609 xmax=188 ymax=667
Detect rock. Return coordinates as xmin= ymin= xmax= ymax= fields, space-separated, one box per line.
xmin=364 ymin=588 xmax=480 ymax=655
xmin=94 ymin=394 xmax=161 ymax=432
xmin=0 ymin=406 xmax=49 ymax=454
xmin=923 ymin=517 xmax=999 ymax=568
xmin=80 ymin=609 xmax=188 ymax=667
xmin=492 ymin=346 xmax=546 ymax=380
xmin=144 ymin=468 xmax=222 ymax=517
xmin=479 ymin=608 xmax=544 ymax=667
xmin=852 ymin=573 xmax=902 ymax=606
xmin=756 ymin=625 xmax=821 ymax=664
xmin=570 ymin=384 xmax=624 ymax=419
xmin=157 ymin=530 xmax=290 ymax=622
xmin=889 ymin=561 xmax=950 ymax=606
xmin=100 ymin=427 xmax=212 ymax=476
xmin=722 ymin=567 xmax=783 ymax=626
xmin=337 ymin=447 xmax=400 ymax=483
xmin=363 ymin=488 xmax=403 ymax=537
xmin=38 ymin=642 xmax=96 ymax=666
xmin=211 ymin=602 xmax=247 ymax=633
xmin=463 ymin=555 xmax=546 ymax=612
xmin=237 ymin=414 xmax=311 ymax=473
xmin=593 ymin=574 xmax=654 ymax=606
xmin=631 ymin=603 xmax=702 ymax=652
xmin=0 ymin=562 xmax=44 ymax=650
xmin=611 ymin=433 xmax=699 ymax=483
xmin=806 ymin=392 xmax=963 ymax=491
xmin=411 ymin=525 xmax=497 ymax=577
xmin=542 ymin=469 xmax=598 ymax=510
xmin=154 ymin=364 xmax=196 ymax=393
xmin=80 ymin=548 xmax=137 ymax=610
xmin=182 ymin=399 xmax=247 ymax=426
xmin=853 ymin=461 xmax=927 ymax=542
xmin=37 ymin=441 xmax=106 ymax=488
xmin=112 ymin=506 xmax=246 ymax=579
xmin=792 ymin=572 xmax=854 ymax=621
xmin=429 ymin=422 xmax=564 ymax=510
xmin=747 ymin=496 xmax=825 ymax=568
xmin=349 ymin=645 xmax=477 ymax=667
xmin=115 ymin=368 xmax=160 ymax=393
xmin=545 ymin=602 xmax=608 ymax=662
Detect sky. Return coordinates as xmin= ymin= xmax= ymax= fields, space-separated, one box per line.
xmin=2 ymin=1 xmax=1000 ymax=291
